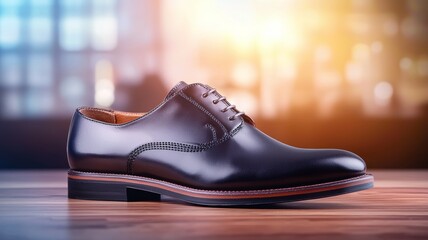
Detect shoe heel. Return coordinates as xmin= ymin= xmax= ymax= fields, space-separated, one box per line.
xmin=68 ymin=177 xmax=161 ymax=202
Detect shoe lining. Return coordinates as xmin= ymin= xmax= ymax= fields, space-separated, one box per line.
xmin=79 ymin=108 xmax=145 ymax=124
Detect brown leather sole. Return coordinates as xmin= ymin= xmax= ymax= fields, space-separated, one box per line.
xmin=68 ymin=170 xmax=374 ymax=206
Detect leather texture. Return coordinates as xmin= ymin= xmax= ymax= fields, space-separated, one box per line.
xmin=67 ymin=82 xmax=366 ymax=191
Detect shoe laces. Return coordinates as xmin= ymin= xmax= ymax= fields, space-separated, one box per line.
xmin=202 ymin=88 xmax=245 ymax=121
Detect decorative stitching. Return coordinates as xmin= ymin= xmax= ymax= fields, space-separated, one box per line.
xmin=127 ymin=84 xmax=247 ymax=174
xmin=127 ymin=133 xmax=231 ymax=174
xmin=205 ymin=124 xmax=217 ymax=142
xmin=230 ymin=122 xmax=243 ymax=137
xmin=127 ymin=142 xmax=204 ymax=174
xmin=165 ymin=81 xmax=187 ymax=100
xmin=178 ymin=91 xmax=229 ymax=135
xmin=76 ymin=83 xmax=245 ymax=132
xmin=76 ymin=83 xmax=246 ymax=175
xmin=195 ymin=84 xmax=245 ymax=135
xmin=76 ymin=83 xmax=203 ymax=127
xmin=78 ymin=107 xmax=114 ymax=116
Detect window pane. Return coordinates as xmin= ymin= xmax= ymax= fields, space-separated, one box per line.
xmin=27 ymin=54 xmax=53 ymax=88
xmin=29 ymin=0 xmax=53 ymax=16
xmin=0 ymin=54 xmax=23 ymax=87
xmin=91 ymin=0 xmax=117 ymax=50
xmin=24 ymin=89 xmax=54 ymax=116
xmin=91 ymin=16 xmax=117 ymax=50
xmin=92 ymin=0 xmax=116 ymax=16
xmin=59 ymin=0 xmax=88 ymax=51
xmin=0 ymin=16 xmax=22 ymax=48
xmin=60 ymin=0 xmax=86 ymax=15
xmin=60 ymin=16 xmax=88 ymax=50
xmin=0 ymin=0 xmax=22 ymax=48
xmin=60 ymin=76 xmax=87 ymax=109
xmin=60 ymin=54 xmax=91 ymax=107
xmin=28 ymin=17 xmax=53 ymax=47
xmin=28 ymin=0 xmax=53 ymax=48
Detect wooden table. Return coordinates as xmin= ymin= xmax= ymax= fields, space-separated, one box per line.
xmin=0 ymin=170 xmax=427 ymax=239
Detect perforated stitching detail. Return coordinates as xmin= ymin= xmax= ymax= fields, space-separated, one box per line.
xmin=124 ymin=83 xmax=247 ymax=174
xmin=127 ymin=135 xmax=229 ymax=174
xmin=205 ymin=124 xmax=217 ymax=142
xmin=178 ymin=91 xmax=229 ymax=135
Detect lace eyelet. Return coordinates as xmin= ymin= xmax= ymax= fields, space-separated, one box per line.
xmin=201 ymin=86 xmax=245 ymax=120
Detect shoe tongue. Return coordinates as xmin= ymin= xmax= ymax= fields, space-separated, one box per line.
xmin=165 ymin=81 xmax=188 ymax=100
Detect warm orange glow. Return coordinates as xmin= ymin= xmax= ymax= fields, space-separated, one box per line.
xmin=95 ymin=60 xmax=115 ymax=107
xmin=160 ymin=0 xmax=427 ymax=119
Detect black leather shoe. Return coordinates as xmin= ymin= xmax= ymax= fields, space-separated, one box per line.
xmin=67 ymin=81 xmax=373 ymax=206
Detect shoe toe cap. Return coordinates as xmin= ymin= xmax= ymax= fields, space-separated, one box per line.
xmin=310 ymin=149 xmax=367 ymax=181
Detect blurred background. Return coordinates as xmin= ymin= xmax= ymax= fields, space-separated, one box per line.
xmin=0 ymin=0 xmax=427 ymax=169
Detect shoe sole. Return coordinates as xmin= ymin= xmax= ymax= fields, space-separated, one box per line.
xmin=68 ymin=170 xmax=374 ymax=206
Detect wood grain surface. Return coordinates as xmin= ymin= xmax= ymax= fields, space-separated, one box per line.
xmin=0 ymin=170 xmax=427 ymax=240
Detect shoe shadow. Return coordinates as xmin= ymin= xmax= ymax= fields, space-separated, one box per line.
xmin=234 ymin=202 xmax=356 ymax=209
xmin=161 ymin=196 xmax=356 ymax=209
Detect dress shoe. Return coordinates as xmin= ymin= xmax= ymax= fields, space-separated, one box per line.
xmin=67 ymin=81 xmax=373 ymax=206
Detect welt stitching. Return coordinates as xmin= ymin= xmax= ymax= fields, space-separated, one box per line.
xmin=70 ymin=169 xmax=370 ymax=194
